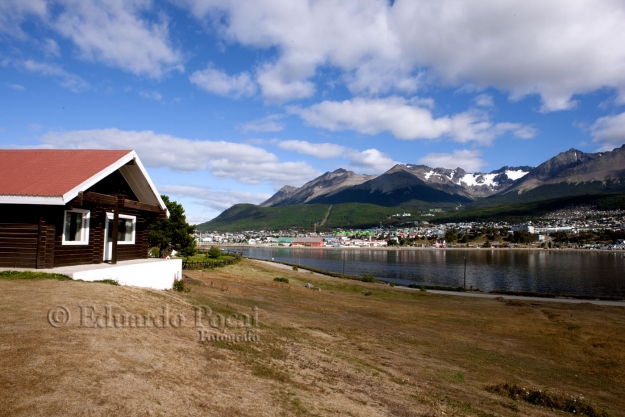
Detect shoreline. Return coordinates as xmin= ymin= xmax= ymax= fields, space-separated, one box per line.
xmin=206 ymin=243 xmax=625 ymax=254
xmin=249 ymin=258 xmax=625 ymax=306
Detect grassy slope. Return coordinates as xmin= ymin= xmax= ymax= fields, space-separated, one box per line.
xmin=1 ymin=262 xmax=624 ymax=416
xmin=470 ymin=181 xmax=625 ymax=209
xmin=199 ymin=189 xmax=625 ymax=232
xmin=440 ymin=192 xmax=625 ymax=223
xmin=197 ymin=201 xmax=458 ymax=232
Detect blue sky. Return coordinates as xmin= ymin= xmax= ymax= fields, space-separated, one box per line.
xmin=2 ymin=0 xmax=625 ymax=223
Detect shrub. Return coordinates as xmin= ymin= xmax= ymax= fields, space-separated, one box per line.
xmin=420 ymin=286 xmax=427 ymax=292
xmin=173 ymin=277 xmax=186 ymax=292
xmin=362 ymin=273 xmax=376 ymax=283
xmin=292 ymin=266 xmax=299 ymax=271
xmin=207 ymin=246 xmax=222 ymax=258
xmin=95 ymin=279 xmax=119 ymax=286
xmin=389 ymin=282 xmax=395 ymax=287
xmin=486 ymin=383 xmax=607 ymax=417
xmin=274 ymin=277 xmax=289 ymax=284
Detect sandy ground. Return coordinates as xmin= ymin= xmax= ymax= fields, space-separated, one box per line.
xmin=2 ymin=260 xmax=624 ymax=416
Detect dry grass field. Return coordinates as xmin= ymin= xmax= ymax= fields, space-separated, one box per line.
xmin=1 ymin=260 xmax=624 ymax=416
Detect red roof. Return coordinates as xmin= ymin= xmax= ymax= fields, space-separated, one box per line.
xmin=0 ymin=149 xmax=133 ymax=197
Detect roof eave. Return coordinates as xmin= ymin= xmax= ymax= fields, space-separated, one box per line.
xmin=61 ymin=151 xmax=135 ymax=204
xmin=0 ymin=195 xmax=66 ymax=205
xmin=59 ymin=150 xmax=167 ymax=215
xmin=128 ymin=152 xmax=169 ymax=213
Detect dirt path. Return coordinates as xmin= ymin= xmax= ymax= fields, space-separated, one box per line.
xmin=319 ymin=204 xmax=333 ymax=226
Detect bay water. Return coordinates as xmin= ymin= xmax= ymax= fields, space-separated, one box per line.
xmin=227 ymin=247 xmax=625 ymax=296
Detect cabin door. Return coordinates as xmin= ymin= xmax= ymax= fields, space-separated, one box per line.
xmin=103 ymin=217 xmax=114 ymax=261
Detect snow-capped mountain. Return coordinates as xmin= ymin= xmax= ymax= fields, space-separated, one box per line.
xmin=392 ymin=165 xmax=531 ymax=198
xmin=261 ymin=164 xmax=530 ymax=207
xmin=259 ymin=145 xmax=625 ymax=208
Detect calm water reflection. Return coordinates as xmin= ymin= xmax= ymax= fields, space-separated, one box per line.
xmin=228 ymin=247 xmax=625 ymax=296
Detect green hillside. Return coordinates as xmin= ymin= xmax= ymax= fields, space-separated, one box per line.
xmin=196 ymin=204 xmax=328 ymax=232
xmin=439 ymin=193 xmax=625 ymax=223
xmin=197 ymin=201 xmax=458 ymax=232
xmin=198 ymin=178 xmax=625 ymax=232
xmin=469 ymin=181 xmax=625 ymax=209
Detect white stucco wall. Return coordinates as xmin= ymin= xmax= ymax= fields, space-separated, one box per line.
xmin=70 ymin=259 xmax=182 ymax=290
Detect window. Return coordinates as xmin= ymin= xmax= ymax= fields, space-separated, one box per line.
xmin=106 ymin=214 xmax=136 ymax=244
xmin=62 ymin=209 xmax=90 ymax=245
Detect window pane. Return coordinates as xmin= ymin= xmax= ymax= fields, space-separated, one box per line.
xmin=117 ymin=218 xmax=134 ymax=242
xmin=64 ymin=212 xmax=82 ymax=241
xmin=125 ymin=219 xmax=133 ymax=241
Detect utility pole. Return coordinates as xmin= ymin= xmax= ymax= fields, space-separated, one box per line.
xmin=463 ymin=256 xmax=467 ymax=289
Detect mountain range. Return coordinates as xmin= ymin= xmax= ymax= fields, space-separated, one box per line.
xmin=198 ymin=145 xmax=625 ymax=231
xmin=261 ymin=146 xmax=625 ymax=208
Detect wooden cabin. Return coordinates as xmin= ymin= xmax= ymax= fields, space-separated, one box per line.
xmin=0 ymin=149 xmax=168 ymax=269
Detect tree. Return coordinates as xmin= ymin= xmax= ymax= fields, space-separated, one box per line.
xmin=207 ymin=246 xmax=222 ymax=258
xmin=445 ymin=229 xmax=457 ymax=243
xmin=148 ymin=195 xmax=196 ymax=257
xmin=512 ymin=231 xmax=535 ymax=244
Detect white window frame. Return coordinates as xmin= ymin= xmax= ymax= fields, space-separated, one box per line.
xmin=62 ymin=209 xmax=90 ymax=245
xmin=105 ymin=213 xmax=136 ymax=245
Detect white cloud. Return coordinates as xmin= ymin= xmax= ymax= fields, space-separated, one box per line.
xmin=589 ymin=112 xmax=625 ymax=151
xmin=391 ymin=0 xmax=625 ymax=112
xmin=22 ymin=59 xmax=90 ymax=92
xmin=418 ymin=150 xmax=486 ymax=172
xmin=277 ymin=140 xmax=398 ymax=173
xmin=0 ymin=0 xmax=47 ymax=37
xmin=1 ymin=1 xmax=182 ymax=78
xmin=508 ymin=124 xmax=538 ymax=140
xmin=6 ymin=83 xmax=25 ymax=91
xmin=474 ymin=94 xmax=494 ymax=108
xmin=408 ymin=96 xmax=436 ymax=109
xmin=445 ymin=113 xmax=537 ymax=143
xmin=171 ymin=0 xmax=625 ymax=111
xmin=244 ymin=138 xmax=278 ymax=146
xmin=43 ymin=38 xmax=61 ymax=57
xmin=176 ymin=0 xmax=625 ymax=109
xmin=239 ymin=115 xmax=285 ymax=133
xmin=278 ymin=140 xmax=346 ymax=159
xmin=344 ymin=148 xmax=398 ymax=174
xmin=256 ymin=61 xmax=316 ymax=102
xmin=190 ymin=65 xmax=256 ymax=98
xmin=291 ymin=97 xmax=446 ymax=139
xmin=52 ymin=0 xmax=183 ymax=78
xmin=6 ymin=1 xmax=624 ymax=108
xmin=179 ymin=0 xmax=401 ymax=101
xmin=157 ymin=184 xmax=271 ymax=214
xmin=139 ymin=90 xmax=163 ymax=101
xmin=39 ymin=128 xmax=320 ymax=186
xmin=291 ymin=97 xmax=535 ymax=144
